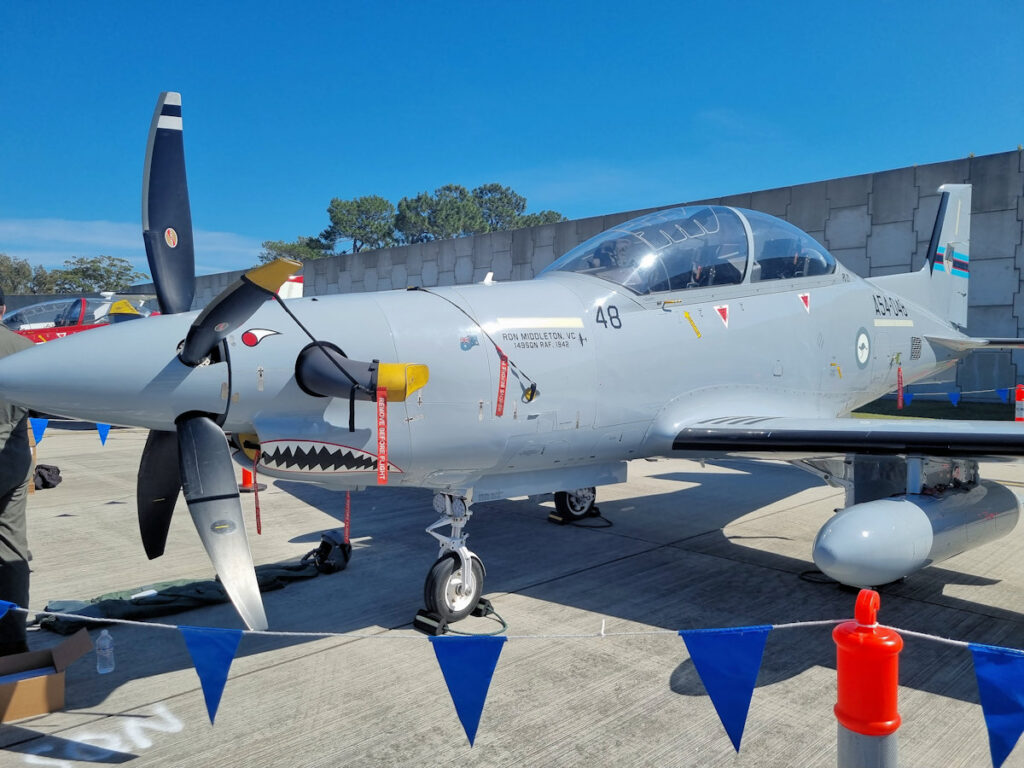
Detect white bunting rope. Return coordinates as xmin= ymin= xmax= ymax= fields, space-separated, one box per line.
xmin=883 ymin=625 xmax=970 ymax=649
xmin=6 ymin=604 xmax=1009 ymax=651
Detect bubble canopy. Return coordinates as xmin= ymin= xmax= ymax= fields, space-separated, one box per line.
xmin=540 ymin=205 xmax=835 ymax=294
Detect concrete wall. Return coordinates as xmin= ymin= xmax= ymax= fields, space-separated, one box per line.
xmin=186 ymin=150 xmax=1023 ymax=399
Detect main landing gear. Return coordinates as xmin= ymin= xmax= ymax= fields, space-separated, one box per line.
xmin=549 ymin=486 xmax=598 ymax=524
xmin=413 ymin=493 xmax=489 ymax=635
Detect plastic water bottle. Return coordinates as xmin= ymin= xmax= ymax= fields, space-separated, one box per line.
xmin=95 ymin=629 xmax=115 ymax=674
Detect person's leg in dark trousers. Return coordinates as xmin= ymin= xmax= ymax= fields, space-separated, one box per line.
xmin=0 ymin=470 xmax=31 ymax=655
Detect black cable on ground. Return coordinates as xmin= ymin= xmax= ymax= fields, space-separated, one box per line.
xmin=445 ymin=604 xmax=509 ymax=637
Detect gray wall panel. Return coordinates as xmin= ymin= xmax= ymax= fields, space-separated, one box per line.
xmin=870 ymin=167 xmax=917 ymax=224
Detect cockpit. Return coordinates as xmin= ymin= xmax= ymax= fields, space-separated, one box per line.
xmin=540 ymin=205 xmax=835 ymax=294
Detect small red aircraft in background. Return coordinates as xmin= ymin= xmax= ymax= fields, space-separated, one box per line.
xmin=2 ymin=293 xmax=159 ymax=343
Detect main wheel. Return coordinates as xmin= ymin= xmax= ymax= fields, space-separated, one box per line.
xmin=424 ymin=552 xmax=484 ymax=622
xmin=554 ymin=487 xmax=596 ymax=520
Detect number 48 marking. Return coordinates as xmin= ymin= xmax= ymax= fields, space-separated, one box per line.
xmin=596 ymin=305 xmax=621 ymax=329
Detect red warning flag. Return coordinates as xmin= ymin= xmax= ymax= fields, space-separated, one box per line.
xmin=495 ymin=350 xmax=509 ymax=417
xmin=376 ymin=387 xmax=388 ymax=484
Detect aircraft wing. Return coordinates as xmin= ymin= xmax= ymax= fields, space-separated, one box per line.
xmin=671 ymin=416 xmax=1024 ymax=459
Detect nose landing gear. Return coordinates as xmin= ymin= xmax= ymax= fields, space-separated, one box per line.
xmin=414 ymin=493 xmax=488 ymax=635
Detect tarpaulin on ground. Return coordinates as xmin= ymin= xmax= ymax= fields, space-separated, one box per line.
xmin=38 ymin=562 xmax=320 ymax=634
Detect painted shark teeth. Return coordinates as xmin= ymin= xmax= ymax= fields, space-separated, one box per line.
xmin=258 ymin=440 xmax=400 ymax=474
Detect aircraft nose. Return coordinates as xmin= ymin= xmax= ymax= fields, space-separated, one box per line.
xmin=0 ymin=314 xmax=229 ymax=431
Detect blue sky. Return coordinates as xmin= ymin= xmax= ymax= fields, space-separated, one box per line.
xmin=2 ymin=2 xmax=1022 ymax=276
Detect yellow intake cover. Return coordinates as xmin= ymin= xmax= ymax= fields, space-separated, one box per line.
xmin=376 ymin=363 xmax=429 ymax=401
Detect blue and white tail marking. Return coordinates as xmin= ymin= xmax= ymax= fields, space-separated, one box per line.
xmin=934 ymin=244 xmax=970 ymax=278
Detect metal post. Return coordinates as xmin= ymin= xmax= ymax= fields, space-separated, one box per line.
xmin=837 ymin=724 xmax=898 ymax=768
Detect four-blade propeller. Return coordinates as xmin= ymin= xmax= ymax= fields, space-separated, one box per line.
xmin=135 ymin=91 xmax=424 ymax=630
xmin=136 ymin=92 xmax=298 ymax=630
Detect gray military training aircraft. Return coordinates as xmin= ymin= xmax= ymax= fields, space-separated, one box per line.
xmin=2 ymin=92 xmax=1024 ymax=631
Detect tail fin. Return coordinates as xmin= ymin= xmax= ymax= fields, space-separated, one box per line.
xmin=925 ymin=183 xmax=971 ymax=329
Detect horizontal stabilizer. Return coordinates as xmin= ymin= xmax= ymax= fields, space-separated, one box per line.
xmin=926 ymin=335 xmax=1024 ymax=352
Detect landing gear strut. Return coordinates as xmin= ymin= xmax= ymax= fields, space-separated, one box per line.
xmin=414 ymin=493 xmax=486 ymax=634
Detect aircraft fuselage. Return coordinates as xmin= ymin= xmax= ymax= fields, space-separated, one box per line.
xmin=225 ymin=264 xmax=957 ymax=497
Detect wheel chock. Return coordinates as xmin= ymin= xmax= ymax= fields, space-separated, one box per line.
xmin=471 ymin=598 xmax=494 ymax=618
xmin=413 ymin=610 xmax=448 ymax=636
xmin=548 ymin=505 xmax=602 ymax=525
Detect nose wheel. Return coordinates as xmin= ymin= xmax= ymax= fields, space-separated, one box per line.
xmin=424 ymin=551 xmax=484 ymax=621
xmin=414 ymin=493 xmax=488 ymax=634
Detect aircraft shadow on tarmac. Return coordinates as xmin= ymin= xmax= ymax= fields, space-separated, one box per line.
xmin=20 ymin=459 xmax=1019 ymax=743
xmin=273 ymin=459 xmax=1021 ymax=705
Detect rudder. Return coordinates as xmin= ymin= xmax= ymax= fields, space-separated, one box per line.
xmin=926 ymin=183 xmax=971 ymax=329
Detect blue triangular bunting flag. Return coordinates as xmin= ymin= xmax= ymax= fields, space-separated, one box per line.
xmin=903 ymin=392 xmax=914 ymax=406
xmin=680 ymin=626 xmax=771 ymax=752
xmin=949 ymin=391 xmax=961 ymax=406
xmin=970 ymin=643 xmax=1024 ymax=768
xmin=997 ymin=388 xmax=1010 ymax=404
xmin=179 ymin=626 xmax=244 ymax=724
xmin=0 ymin=600 xmax=14 ymax=621
xmin=429 ymin=635 xmax=506 ymax=746
xmin=28 ymin=417 xmax=47 ymax=444
xmin=96 ymin=423 xmax=110 ymax=445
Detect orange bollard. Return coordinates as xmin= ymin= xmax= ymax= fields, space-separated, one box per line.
xmin=238 ymin=468 xmax=266 ymax=493
xmin=1016 ymin=385 xmax=1024 ymax=422
xmin=833 ymin=589 xmax=902 ymax=767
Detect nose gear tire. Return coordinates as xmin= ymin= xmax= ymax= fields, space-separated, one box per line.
xmin=424 ymin=552 xmax=484 ymax=623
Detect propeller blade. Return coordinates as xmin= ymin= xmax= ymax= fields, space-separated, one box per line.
xmin=143 ymin=91 xmax=195 ymax=315
xmin=137 ymin=429 xmax=182 ymax=559
xmin=179 ymin=258 xmax=301 ymax=366
xmin=177 ymin=414 xmax=268 ymax=630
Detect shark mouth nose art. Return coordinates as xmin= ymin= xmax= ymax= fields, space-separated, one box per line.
xmin=258 ymin=440 xmax=402 ymax=474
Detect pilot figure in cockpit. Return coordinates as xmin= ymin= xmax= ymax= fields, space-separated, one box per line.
xmin=780 ymin=242 xmax=804 ymax=279
xmin=590 ymin=241 xmax=619 ymax=269
xmin=687 ymin=244 xmax=742 ymax=287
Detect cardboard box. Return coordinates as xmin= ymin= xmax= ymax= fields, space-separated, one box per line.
xmin=0 ymin=628 xmax=92 ymax=722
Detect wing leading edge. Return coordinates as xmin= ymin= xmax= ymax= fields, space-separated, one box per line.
xmin=672 ymin=416 xmax=1024 ymax=459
